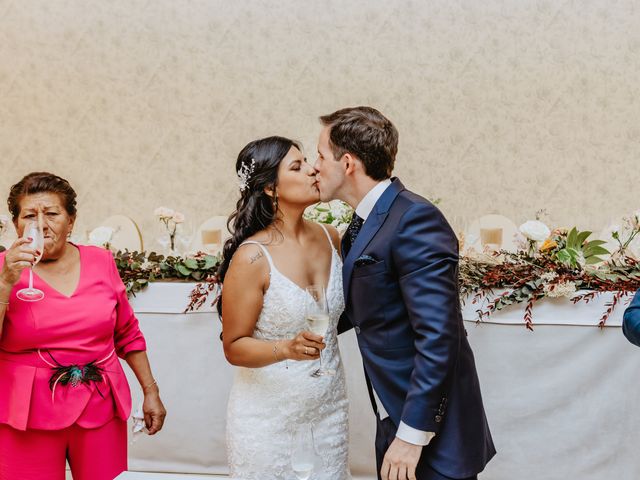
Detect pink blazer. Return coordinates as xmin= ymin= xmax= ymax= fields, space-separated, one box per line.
xmin=0 ymin=245 xmax=146 ymax=431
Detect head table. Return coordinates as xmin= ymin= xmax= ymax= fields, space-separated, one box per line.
xmin=122 ymin=283 xmax=639 ymax=479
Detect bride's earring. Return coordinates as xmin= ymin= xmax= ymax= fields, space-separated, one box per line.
xmin=272 ymin=192 xmax=279 ymax=213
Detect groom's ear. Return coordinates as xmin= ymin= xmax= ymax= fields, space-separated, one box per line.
xmin=343 ymin=153 xmax=359 ymax=176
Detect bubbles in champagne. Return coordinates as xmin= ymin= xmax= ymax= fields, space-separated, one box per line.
xmin=307 ymin=314 xmax=329 ymax=336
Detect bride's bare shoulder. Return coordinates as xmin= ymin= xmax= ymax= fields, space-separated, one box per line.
xmin=308 ymin=220 xmax=341 ymax=251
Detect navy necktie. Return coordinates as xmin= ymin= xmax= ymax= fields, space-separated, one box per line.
xmin=344 ymin=214 xmax=364 ymax=256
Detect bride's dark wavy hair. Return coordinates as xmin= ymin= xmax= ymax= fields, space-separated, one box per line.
xmin=216 ymin=136 xmax=301 ymax=319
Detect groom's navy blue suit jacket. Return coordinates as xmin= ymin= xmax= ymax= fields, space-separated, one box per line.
xmin=623 ymin=289 xmax=640 ymax=346
xmin=339 ymin=178 xmax=495 ymax=478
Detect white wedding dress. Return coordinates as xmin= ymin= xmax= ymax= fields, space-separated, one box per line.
xmin=226 ymin=225 xmax=350 ymax=480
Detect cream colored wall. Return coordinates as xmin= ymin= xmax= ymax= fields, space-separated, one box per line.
xmin=1 ymin=0 xmax=639 ymax=247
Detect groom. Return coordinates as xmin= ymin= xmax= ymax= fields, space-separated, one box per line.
xmin=314 ymin=107 xmax=495 ymax=480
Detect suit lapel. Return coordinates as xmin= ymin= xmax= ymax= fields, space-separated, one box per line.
xmin=342 ymin=178 xmax=405 ymax=304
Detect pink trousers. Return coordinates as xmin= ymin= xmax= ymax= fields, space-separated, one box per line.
xmin=0 ymin=418 xmax=127 ymax=480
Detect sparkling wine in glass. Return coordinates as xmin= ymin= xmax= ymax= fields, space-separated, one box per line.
xmin=305 ymin=285 xmax=335 ymax=377
xmin=16 ymin=221 xmax=45 ymax=302
xmin=291 ymin=424 xmax=319 ymax=480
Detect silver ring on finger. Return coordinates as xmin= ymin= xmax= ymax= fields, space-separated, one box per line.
xmin=304 ymin=347 xmax=308 ymax=355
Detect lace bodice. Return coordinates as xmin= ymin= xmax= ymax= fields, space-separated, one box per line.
xmin=226 ymin=225 xmax=350 ymax=479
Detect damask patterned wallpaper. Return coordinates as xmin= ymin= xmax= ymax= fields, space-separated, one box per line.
xmin=1 ymin=0 xmax=638 ymax=245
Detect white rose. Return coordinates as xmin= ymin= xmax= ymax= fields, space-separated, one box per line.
xmin=519 ymin=220 xmax=551 ymax=242
xmin=88 ymin=226 xmax=114 ymax=247
xmin=172 ymin=212 xmax=185 ymax=224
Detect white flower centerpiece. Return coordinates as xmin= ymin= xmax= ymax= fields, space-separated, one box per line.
xmin=519 ymin=219 xmax=551 ymax=257
xmin=154 ymin=207 xmax=185 ymax=255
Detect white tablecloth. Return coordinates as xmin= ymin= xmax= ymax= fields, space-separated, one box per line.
xmin=126 ymin=282 xmax=377 ymax=477
xmin=463 ymin=290 xmax=640 ymax=479
xmin=125 ymin=283 xmax=640 ymax=479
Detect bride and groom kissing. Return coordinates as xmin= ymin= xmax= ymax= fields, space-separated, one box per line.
xmin=217 ymin=106 xmax=495 ymax=480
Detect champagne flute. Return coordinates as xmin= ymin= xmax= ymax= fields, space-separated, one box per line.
xmin=16 ymin=220 xmax=45 ymax=302
xmin=305 ymin=285 xmax=335 ymax=377
xmin=290 ymin=424 xmax=319 ymax=480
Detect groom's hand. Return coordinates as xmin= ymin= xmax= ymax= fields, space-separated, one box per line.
xmin=381 ymin=437 xmax=423 ymax=480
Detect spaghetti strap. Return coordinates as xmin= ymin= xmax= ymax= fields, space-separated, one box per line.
xmin=318 ymin=224 xmax=336 ymax=252
xmin=239 ymin=241 xmax=275 ymax=270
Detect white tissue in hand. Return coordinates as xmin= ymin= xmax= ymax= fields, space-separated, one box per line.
xmin=131 ymin=400 xmax=148 ymax=442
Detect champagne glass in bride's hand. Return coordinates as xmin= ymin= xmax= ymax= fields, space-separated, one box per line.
xmin=305 ymin=285 xmax=335 ymax=377
xmin=16 ymin=220 xmax=44 ymax=302
xmin=291 ymin=424 xmax=320 ymax=480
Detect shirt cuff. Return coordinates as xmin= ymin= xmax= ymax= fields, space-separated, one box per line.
xmin=116 ymin=338 xmax=147 ymax=358
xmin=396 ymin=421 xmax=435 ymax=446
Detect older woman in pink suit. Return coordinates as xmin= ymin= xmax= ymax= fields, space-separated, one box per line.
xmin=0 ymin=172 xmax=166 ymax=480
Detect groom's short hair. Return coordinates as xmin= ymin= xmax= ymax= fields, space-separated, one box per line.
xmin=320 ymin=106 xmax=397 ymax=181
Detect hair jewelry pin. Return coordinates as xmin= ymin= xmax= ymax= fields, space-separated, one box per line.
xmin=237 ymin=158 xmax=256 ymax=192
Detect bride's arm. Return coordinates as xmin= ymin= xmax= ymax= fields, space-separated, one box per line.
xmin=221 ymin=245 xmax=324 ymax=368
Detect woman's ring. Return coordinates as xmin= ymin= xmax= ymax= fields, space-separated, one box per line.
xmin=304 ymin=347 xmax=308 ymax=355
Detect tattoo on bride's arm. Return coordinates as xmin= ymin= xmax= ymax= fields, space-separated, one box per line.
xmin=249 ymin=251 xmax=264 ymax=264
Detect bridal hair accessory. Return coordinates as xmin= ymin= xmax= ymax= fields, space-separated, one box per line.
xmin=237 ymin=158 xmax=256 ymax=192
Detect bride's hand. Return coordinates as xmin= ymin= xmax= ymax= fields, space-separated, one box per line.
xmin=283 ymin=331 xmax=325 ymax=361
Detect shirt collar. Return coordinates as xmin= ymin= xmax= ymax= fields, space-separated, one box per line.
xmin=355 ymin=178 xmax=393 ymax=221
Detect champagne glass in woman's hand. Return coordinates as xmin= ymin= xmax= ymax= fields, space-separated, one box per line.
xmin=305 ymin=285 xmax=335 ymax=377
xmin=16 ymin=220 xmax=44 ymax=302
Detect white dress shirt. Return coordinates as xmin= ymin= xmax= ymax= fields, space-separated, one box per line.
xmin=354 ymin=179 xmax=435 ymax=447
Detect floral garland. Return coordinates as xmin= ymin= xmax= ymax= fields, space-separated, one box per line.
xmin=461 ymin=212 xmax=640 ymax=329
xmin=114 ymin=250 xmax=220 ymax=300
xmin=111 ymin=205 xmax=640 ymax=329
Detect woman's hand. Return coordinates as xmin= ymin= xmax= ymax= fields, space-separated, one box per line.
xmin=142 ymin=387 xmax=167 ymax=435
xmin=0 ymin=238 xmax=39 ymax=287
xmin=283 ymin=331 xmax=326 ymax=361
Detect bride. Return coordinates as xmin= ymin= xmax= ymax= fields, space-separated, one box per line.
xmin=217 ymin=136 xmax=350 ymax=479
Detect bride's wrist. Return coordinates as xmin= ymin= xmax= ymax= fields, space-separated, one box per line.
xmin=276 ymin=340 xmax=291 ymax=361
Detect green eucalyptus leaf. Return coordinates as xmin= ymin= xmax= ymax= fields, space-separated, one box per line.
xmin=184 ymin=258 xmax=199 ymax=270
xmin=203 ymin=255 xmax=217 ymax=270
xmin=192 ymin=271 xmax=204 ymax=280
xmin=176 ymin=264 xmax=192 ymax=276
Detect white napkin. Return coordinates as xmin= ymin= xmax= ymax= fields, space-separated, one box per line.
xmin=130 ymin=400 xmax=149 ymax=443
